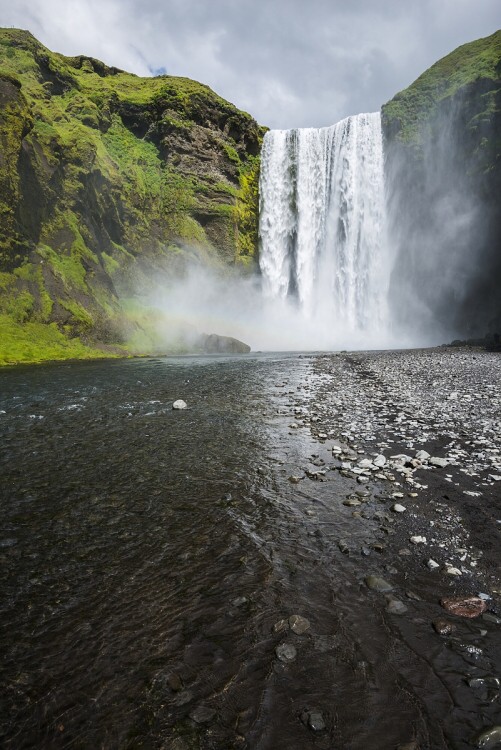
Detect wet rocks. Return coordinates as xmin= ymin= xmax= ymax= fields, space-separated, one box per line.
xmin=440 ymin=595 xmax=488 ymax=618
xmin=385 ymin=596 xmax=408 ymax=615
xmin=289 ymin=614 xmax=310 ymax=634
xmin=433 ymin=618 xmax=457 ymax=635
xmin=365 ymin=575 xmax=393 ymax=592
xmin=273 ymin=618 xmax=289 ymax=634
xmin=275 ymin=643 xmax=297 ymax=662
xmin=410 ymin=535 xmax=427 ymax=544
xmin=429 ymin=456 xmax=449 ymax=468
xmin=306 ymin=710 xmax=326 ymax=732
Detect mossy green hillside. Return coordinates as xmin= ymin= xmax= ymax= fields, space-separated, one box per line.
xmin=382 ymin=30 xmax=501 ymax=148
xmin=0 ymin=28 xmax=265 ymax=363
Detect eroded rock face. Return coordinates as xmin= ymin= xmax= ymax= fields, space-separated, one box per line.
xmin=0 ymin=29 xmax=264 ymax=362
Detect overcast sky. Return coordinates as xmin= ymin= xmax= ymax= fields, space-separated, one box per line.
xmin=0 ymin=0 xmax=499 ymax=128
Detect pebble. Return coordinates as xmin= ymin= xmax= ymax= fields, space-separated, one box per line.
xmin=365 ymin=575 xmax=393 ymax=592
xmin=445 ymin=566 xmax=462 ymax=576
xmin=172 ymin=400 xmax=187 ymax=410
xmin=289 ymin=614 xmax=310 ymax=634
xmin=410 ymin=535 xmax=427 ymax=544
xmin=386 ymin=597 xmax=408 ymax=615
xmin=273 ymin=618 xmax=289 ymax=633
xmin=433 ymin=618 xmax=456 ymax=635
xmin=427 ymin=559 xmax=440 ymax=570
xmin=275 ymin=643 xmax=297 ymax=662
xmin=440 ymin=596 xmax=488 ymax=618
xmin=308 ymin=710 xmax=326 ymax=732
xmin=429 ymin=456 xmax=449 ymax=468
xmin=392 ymin=503 xmax=406 ymax=513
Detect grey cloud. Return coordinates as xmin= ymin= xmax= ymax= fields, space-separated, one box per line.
xmin=0 ymin=0 xmax=499 ymax=127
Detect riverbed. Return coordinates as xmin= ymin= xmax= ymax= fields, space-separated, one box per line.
xmin=0 ymin=349 xmax=500 ymax=749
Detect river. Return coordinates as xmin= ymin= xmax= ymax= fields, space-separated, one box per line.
xmin=1 ymin=351 xmax=500 ymax=749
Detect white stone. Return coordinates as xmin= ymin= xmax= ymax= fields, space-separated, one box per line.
xmin=373 ymin=455 xmax=387 ymax=467
xmin=410 ymin=535 xmax=427 ymax=545
xmin=172 ymin=399 xmax=188 ymax=410
xmin=427 ymin=559 xmax=440 ymax=570
xmin=429 ymin=457 xmax=449 ymax=468
xmin=445 ymin=566 xmax=462 ymax=576
xmin=392 ymin=503 xmax=406 ymax=513
xmin=415 ymin=450 xmax=430 ymax=461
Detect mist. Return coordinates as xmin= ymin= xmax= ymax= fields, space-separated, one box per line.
xmin=132 ymin=263 xmax=406 ymax=353
xmin=385 ymin=85 xmax=501 ymax=343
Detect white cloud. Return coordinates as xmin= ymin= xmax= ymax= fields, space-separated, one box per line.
xmin=0 ymin=0 xmax=499 ymax=127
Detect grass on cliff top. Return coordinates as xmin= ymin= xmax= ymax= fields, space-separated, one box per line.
xmin=382 ymin=30 xmax=501 ymax=141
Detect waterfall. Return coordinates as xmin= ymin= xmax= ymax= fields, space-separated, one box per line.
xmin=259 ymin=112 xmax=390 ymax=344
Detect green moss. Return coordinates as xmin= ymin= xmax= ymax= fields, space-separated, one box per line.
xmin=0 ymin=314 xmax=113 ymax=365
xmin=382 ymin=30 xmax=501 ymax=143
xmin=235 ymin=156 xmax=260 ymax=264
xmin=101 ymin=251 xmax=120 ymax=276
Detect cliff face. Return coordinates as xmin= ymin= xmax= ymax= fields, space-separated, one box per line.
xmin=0 ymin=29 xmax=264 ymax=363
xmin=382 ymin=31 xmax=501 ymax=341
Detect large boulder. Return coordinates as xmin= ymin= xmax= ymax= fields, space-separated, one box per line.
xmin=200 ymin=333 xmax=251 ymax=354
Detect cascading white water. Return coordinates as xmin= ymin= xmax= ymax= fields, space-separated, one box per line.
xmin=259 ymin=112 xmax=390 ymax=344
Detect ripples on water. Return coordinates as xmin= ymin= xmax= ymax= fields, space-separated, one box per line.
xmin=0 ymin=355 xmax=498 ymax=749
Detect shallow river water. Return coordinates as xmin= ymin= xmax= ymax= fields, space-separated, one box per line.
xmin=0 ymin=353 xmax=499 ymax=749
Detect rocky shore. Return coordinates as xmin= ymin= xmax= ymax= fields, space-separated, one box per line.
xmin=268 ymin=346 xmax=501 ymax=748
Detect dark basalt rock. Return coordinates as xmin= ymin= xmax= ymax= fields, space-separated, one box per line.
xmin=200 ymin=333 xmax=251 ymax=354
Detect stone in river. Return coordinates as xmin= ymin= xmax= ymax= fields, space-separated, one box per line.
xmin=289 ymin=614 xmax=310 ymax=634
xmin=275 ymin=643 xmax=297 ymax=662
xmin=386 ymin=597 xmax=408 ymax=615
xmin=433 ymin=618 xmax=456 ymax=635
xmin=440 ymin=596 xmax=487 ymax=618
xmin=474 ymin=726 xmax=501 ymax=748
xmin=308 ymin=710 xmax=326 ymax=732
xmin=190 ymin=705 xmax=216 ymax=724
xmin=365 ymin=575 xmax=393 ymax=592
xmin=172 ymin=399 xmax=187 ymax=410
xmin=201 ymin=333 xmax=251 ymax=353
xmin=273 ymin=618 xmax=289 ymax=633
